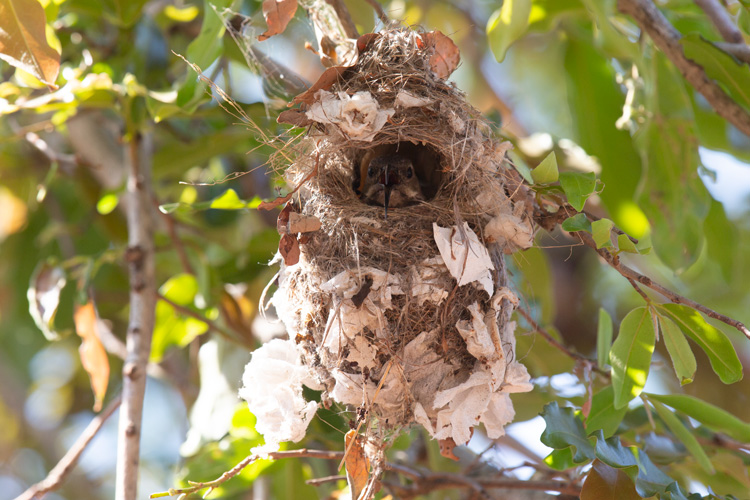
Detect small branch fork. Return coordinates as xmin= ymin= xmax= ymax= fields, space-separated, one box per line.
xmin=150 ymin=449 xmax=582 ymax=499
xmin=616 ymin=0 xmax=750 ymax=138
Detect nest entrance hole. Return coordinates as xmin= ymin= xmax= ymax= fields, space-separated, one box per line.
xmin=351 ymin=142 xmax=444 ymax=201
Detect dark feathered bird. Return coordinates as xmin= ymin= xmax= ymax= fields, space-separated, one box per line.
xmin=360 ymin=154 xmax=424 ymax=218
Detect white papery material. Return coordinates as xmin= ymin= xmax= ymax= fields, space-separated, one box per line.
xmin=433 ymin=222 xmax=495 ymax=296
xmin=239 ymin=339 xmax=319 ymax=453
xmin=306 ymin=90 xmax=395 ymax=141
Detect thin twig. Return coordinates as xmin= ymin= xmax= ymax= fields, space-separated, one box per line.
xmin=115 ymin=131 xmax=156 ymax=500
xmin=305 ymin=474 xmax=346 ymax=486
xmin=715 ymin=41 xmax=750 ymax=64
xmin=14 ymin=395 xmax=122 ymax=500
xmin=152 ymin=448 xmax=582 ymax=499
xmin=693 ymin=0 xmax=744 ymax=43
xmin=617 ymin=0 xmax=750 ymax=137
xmin=363 ymin=0 xmax=388 ymax=24
xmin=516 ymin=306 xmax=609 ymax=377
xmin=156 ymin=293 xmax=251 ymax=347
xmin=576 ymin=230 xmax=750 ymax=341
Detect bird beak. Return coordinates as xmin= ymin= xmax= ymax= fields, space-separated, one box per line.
xmin=383 ymin=185 xmax=392 ymax=220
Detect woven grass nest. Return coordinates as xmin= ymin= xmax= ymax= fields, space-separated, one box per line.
xmin=241 ymin=27 xmax=537 ymax=464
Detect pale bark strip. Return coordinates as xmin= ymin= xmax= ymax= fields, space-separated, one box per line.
xmin=694 ymin=0 xmax=744 ymax=43
xmin=618 ymin=0 xmax=750 ymax=137
xmin=14 ymin=395 xmax=122 ymax=500
xmin=115 ymin=132 xmax=156 ymax=500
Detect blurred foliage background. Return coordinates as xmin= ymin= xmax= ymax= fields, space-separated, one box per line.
xmin=2 ymin=0 xmax=750 ymax=499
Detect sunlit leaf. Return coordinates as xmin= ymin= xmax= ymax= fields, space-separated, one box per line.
xmin=96 ymin=193 xmax=119 ymax=215
xmin=648 ymin=399 xmax=714 ymax=474
xmin=258 ymin=0 xmax=298 ymax=42
xmin=610 ymin=307 xmax=655 ymax=409
xmin=487 ymin=0 xmax=532 ymax=62
xmin=617 ymin=233 xmax=638 ymax=253
xmin=210 ymin=189 xmax=248 ymax=210
xmin=531 ymin=151 xmax=559 ymax=184
xmin=160 ymin=273 xmax=198 ymax=306
xmin=596 ymin=308 xmax=613 ymax=370
xmin=344 ymin=430 xmax=370 ymax=499
xmin=646 ymin=393 xmax=750 ymax=443
xmin=657 ymin=304 xmax=742 ymax=384
xmin=73 ymin=301 xmax=110 ymax=412
xmin=544 ymin=447 xmax=577 ymax=470
xmin=560 ymin=171 xmax=596 ymax=211
xmin=592 ymin=218 xmax=614 ymax=248
xmin=540 ymin=402 xmax=595 ymax=463
xmin=0 ymin=0 xmax=60 ymax=87
xmin=657 ymin=315 xmax=696 ymax=385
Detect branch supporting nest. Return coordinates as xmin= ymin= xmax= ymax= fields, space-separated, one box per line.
xmin=617 ymin=0 xmax=750 ymax=137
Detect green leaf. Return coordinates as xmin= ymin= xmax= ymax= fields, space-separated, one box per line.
xmin=160 ymin=273 xmax=198 ymax=306
xmin=540 ymin=402 xmax=596 ymax=463
xmin=646 ymin=393 xmax=750 ymax=443
xmin=658 ymin=304 xmax=743 ymax=384
xmin=531 ymin=151 xmax=559 ymax=184
xmin=0 ymin=0 xmax=60 ymax=86
xmin=581 ymin=460 xmax=639 ymax=500
xmin=560 ymin=171 xmax=596 ymax=211
xmin=596 ymin=308 xmax=613 ymax=370
xmin=617 ymin=233 xmax=638 ymax=253
xmin=96 ymin=193 xmax=119 ymax=215
xmin=586 ymin=386 xmax=627 ymax=438
xmin=561 ymin=213 xmax=591 ymax=233
xmin=210 ymin=189 xmax=248 ymax=209
xmin=657 ymin=315 xmax=696 ymax=385
xmin=544 ymin=447 xmax=578 ymax=470
xmin=681 ymin=34 xmax=750 ymax=110
xmin=513 ymin=247 xmax=555 ymax=323
xmin=704 ymin=199 xmax=738 ymax=283
xmin=630 ymin=448 xmax=678 ymax=498
xmin=648 ymin=399 xmax=714 ymax=474
xmin=487 ymin=0 xmax=532 ymax=62
xmin=610 ymin=307 xmax=656 ymax=409
xmin=592 ymin=218 xmax=614 ymax=249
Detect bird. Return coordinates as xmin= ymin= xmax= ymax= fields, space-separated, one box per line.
xmin=360 ymin=154 xmax=424 ymax=219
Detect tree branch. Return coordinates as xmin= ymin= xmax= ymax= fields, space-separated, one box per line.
xmin=617 ymin=0 xmax=750 ymax=137
xmin=151 ymin=448 xmax=582 ymax=499
xmin=693 ymin=0 xmax=744 ymax=43
xmin=715 ymin=41 xmax=750 ymax=64
xmin=115 ymin=131 xmax=156 ymax=500
xmin=14 ymin=395 xmax=122 ymax=500
xmin=576 ymin=230 xmax=750 ymax=341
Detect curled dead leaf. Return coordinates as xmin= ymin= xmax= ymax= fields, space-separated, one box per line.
xmin=74 ymin=301 xmax=110 ymax=412
xmin=277 ymin=109 xmax=312 ymax=127
xmin=291 ymin=66 xmax=348 ymax=106
xmin=344 ymin=430 xmax=370 ymax=500
xmin=258 ymin=0 xmax=298 ymax=42
xmin=279 ymin=233 xmax=300 ymax=265
xmin=422 ymin=31 xmax=460 ymax=79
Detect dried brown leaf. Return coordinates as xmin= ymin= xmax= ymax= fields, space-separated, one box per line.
xmin=344 ymin=430 xmax=370 ymax=500
xmin=257 ymin=0 xmax=298 ymax=42
xmin=291 ymin=66 xmax=348 ymax=105
xmin=279 ymin=233 xmax=300 ymax=265
xmin=0 ymin=0 xmax=60 ymax=87
xmin=74 ymin=301 xmax=110 ymax=412
xmin=422 ymin=31 xmax=460 ymax=79
xmin=288 ymin=213 xmax=321 ymax=233
xmin=277 ymin=109 xmax=312 ymax=127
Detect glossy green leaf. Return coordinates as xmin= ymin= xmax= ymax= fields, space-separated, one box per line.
xmin=597 ymin=308 xmax=613 ymax=370
xmin=560 ymin=171 xmax=596 ymax=211
xmin=531 ymin=151 xmax=559 ymax=184
xmin=586 ymin=386 xmax=627 ymax=438
xmin=658 ymin=304 xmax=743 ymax=384
xmin=649 ymin=399 xmax=714 ymax=474
xmin=646 ymin=393 xmax=750 ymax=443
xmin=681 ymin=34 xmax=750 ymax=110
xmin=617 ymin=233 xmax=638 ymax=253
xmin=610 ymin=307 xmax=655 ymax=409
xmin=487 ymin=0 xmax=532 ymax=62
xmin=581 ymin=460 xmax=639 ymax=500
xmin=210 ymin=189 xmax=247 ymax=209
xmin=160 ymin=273 xmax=198 ymax=306
xmin=657 ymin=315 xmax=696 ymax=385
xmin=540 ymin=402 xmax=596 ymax=463
xmin=592 ymin=218 xmax=614 ymax=248
xmin=96 ymin=193 xmax=119 ymax=215
xmin=544 ymin=447 xmax=578 ymax=470
xmin=561 ymin=213 xmax=591 ymax=232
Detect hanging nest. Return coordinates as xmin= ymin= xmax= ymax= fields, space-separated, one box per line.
xmin=241 ymin=27 xmax=536 ymax=468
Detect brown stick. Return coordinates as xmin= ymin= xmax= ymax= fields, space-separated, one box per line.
xmin=617 ymin=0 xmax=750 ymax=137
xmin=363 ymin=0 xmax=388 ymax=24
xmin=115 ymin=132 xmax=157 ymax=500
xmin=14 ymin=395 xmax=122 ymax=500
xmin=576 ymin=230 xmax=750 ymax=341
xmin=693 ymin=0 xmax=744 ymax=43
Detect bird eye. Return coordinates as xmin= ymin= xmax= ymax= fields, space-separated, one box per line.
xmin=367 ymin=166 xmax=376 ymax=177
xmin=405 ymin=166 xmax=413 ymax=179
